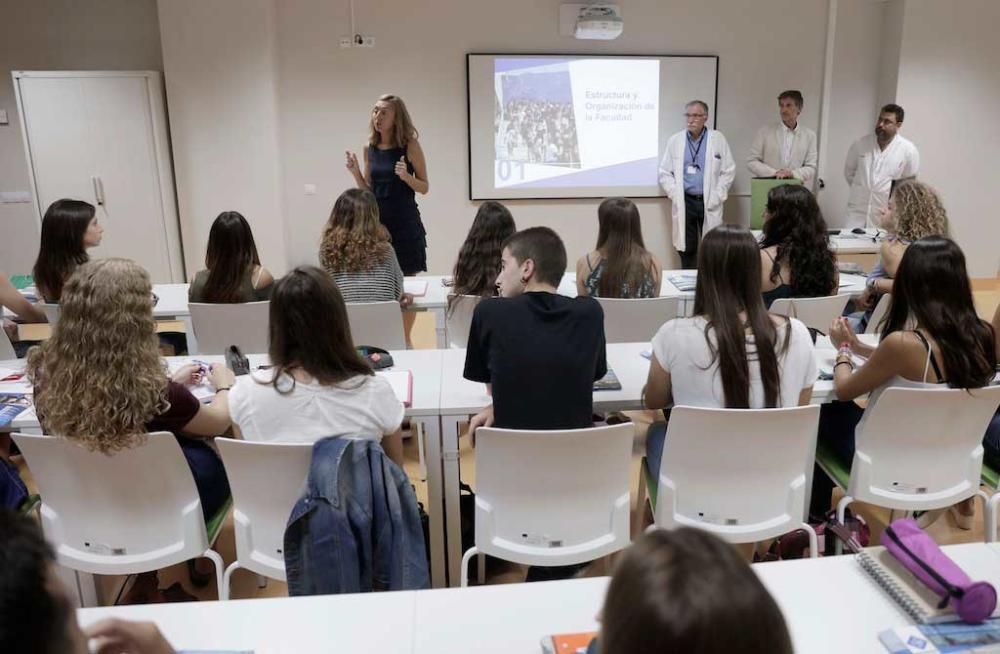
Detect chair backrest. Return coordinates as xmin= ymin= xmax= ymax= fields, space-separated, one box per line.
xmin=445 ymin=294 xmax=482 ymax=349
xmin=769 ymin=293 xmax=852 ymax=332
xmin=37 ymin=302 xmax=60 ymax=327
xmin=473 ymin=424 xmax=633 ymax=566
xmin=216 ymin=439 xmax=313 ymax=580
xmin=656 ymin=405 xmax=820 ymax=541
xmin=11 ymin=432 xmax=211 ymax=575
xmin=866 ymin=293 xmax=892 ymax=334
xmin=0 ymin=329 xmax=15 ymax=359
xmin=849 ymin=387 xmax=1000 ymax=510
xmin=346 ymin=301 xmax=406 ymax=350
xmin=189 ymin=301 xmax=270 ymax=354
xmin=595 ymin=296 xmax=679 ymax=344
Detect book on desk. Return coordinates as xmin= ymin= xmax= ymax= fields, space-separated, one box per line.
xmin=0 ymin=393 xmax=31 ymax=429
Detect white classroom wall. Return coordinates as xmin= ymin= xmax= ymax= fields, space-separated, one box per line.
xmin=0 ymin=0 xmax=163 ymax=274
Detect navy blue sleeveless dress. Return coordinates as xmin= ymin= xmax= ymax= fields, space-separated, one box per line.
xmin=369 ymin=145 xmax=427 ymax=274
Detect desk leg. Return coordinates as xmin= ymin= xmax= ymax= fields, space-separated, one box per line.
xmin=418 ymin=417 xmax=447 ymax=588
xmin=183 ymin=316 xmax=198 ymax=355
xmin=441 ymin=413 xmax=465 ymax=587
xmin=432 ymin=307 xmax=447 ymax=349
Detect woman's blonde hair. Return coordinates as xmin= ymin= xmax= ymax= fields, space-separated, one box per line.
xmin=27 ymin=258 xmax=168 ymax=454
xmin=319 ymin=188 xmax=392 ymax=273
xmin=892 ymin=180 xmax=949 ymax=242
xmin=367 ymin=94 xmax=418 ymax=149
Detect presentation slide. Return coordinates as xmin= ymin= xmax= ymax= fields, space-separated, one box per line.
xmin=468 ymin=54 xmax=718 ymax=200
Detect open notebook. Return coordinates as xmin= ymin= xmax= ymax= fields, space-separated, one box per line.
xmin=404 ymin=279 xmax=428 ymax=297
xmin=376 ymin=370 xmax=413 ymax=407
xmin=860 ymin=546 xmax=1000 ymax=625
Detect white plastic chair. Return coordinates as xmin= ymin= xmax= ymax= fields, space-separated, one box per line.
xmin=459 ymin=424 xmax=634 ymax=587
xmin=189 ymin=301 xmax=269 ymax=354
xmin=0 ymin=329 xmax=15 ymax=359
xmin=37 ymin=302 xmax=60 ymax=327
xmin=445 ymin=294 xmax=482 ymax=349
xmin=769 ymin=293 xmax=852 ymax=333
xmin=595 ymin=296 xmax=680 ymax=344
xmin=346 ymin=301 xmax=406 ymax=350
xmin=641 ymin=405 xmax=821 ymax=556
xmin=865 ymin=293 xmax=892 ymax=334
xmin=12 ymin=432 xmax=228 ymax=605
xmin=215 ymin=439 xmax=313 ymax=600
xmin=816 ymin=387 xmax=1000 ymax=551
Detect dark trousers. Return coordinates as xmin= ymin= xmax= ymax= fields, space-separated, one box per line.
xmin=809 ymin=401 xmax=865 ymax=519
xmin=679 ymin=194 xmax=705 ymax=270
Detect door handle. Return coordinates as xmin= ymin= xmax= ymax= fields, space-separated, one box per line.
xmin=91 ymin=176 xmax=105 ymax=206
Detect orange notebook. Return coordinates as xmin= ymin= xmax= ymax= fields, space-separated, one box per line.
xmin=540 ymin=632 xmax=597 ymax=654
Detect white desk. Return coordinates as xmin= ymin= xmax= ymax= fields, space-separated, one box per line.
xmin=77 ymin=588 xmax=417 ymax=654
xmin=73 ymin=543 xmax=1000 ymax=654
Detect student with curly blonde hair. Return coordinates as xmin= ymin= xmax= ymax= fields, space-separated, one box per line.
xmin=853 ymin=180 xmax=949 ymax=329
xmin=319 ymin=188 xmax=409 ymax=306
xmin=27 ymin=258 xmax=234 ymax=601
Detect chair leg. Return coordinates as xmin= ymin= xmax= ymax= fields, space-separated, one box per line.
xmin=979 ymin=490 xmax=995 ymax=543
xmin=477 ymin=552 xmax=486 ymax=585
xmin=416 ymin=421 xmax=427 ymax=482
xmin=635 ymin=466 xmax=647 ymax=536
xmin=203 ymin=548 xmax=226 ymax=600
xmin=256 ymin=574 xmax=268 ymax=589
xmin=800 ymin=522 xmax=820 ymax=559
xmin=834 ymin=495 xmax=854 ymax=556
xmin=460 ymin=547 xmax=479 ymax=588
xmin=221 ymin=561 xmax=239 ymax=601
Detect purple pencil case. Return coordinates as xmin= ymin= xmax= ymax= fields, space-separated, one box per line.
xmin=882 ymin=518 xmax=997 ymax=624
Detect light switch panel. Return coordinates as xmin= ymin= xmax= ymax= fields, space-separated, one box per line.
xmin=0 ymin=109 xmax=8 ymax=125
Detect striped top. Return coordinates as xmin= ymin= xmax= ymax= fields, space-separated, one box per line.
xmin=325 ymin=245 xmax=403 ymax=303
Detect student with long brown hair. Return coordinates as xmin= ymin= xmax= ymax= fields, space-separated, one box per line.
xmin=189 ymin=211 xmax=273 ymax=303
xmin=576 ymin=197 xmax=661 ymax=298
xmin=448 ymin=201 xmax=516 ymax=298
xmin=27 ymin=258 xmax=234 ymax=602
xmin=32 ymin=199 xmax=104 ymax=303
xmin=344 ymin=94 xmax=429 ymax=275
xmin=643 ymin=225 xmax=816 ymax=474
xmin=227 ymin=266 xmax=405 ymax=466
xmin=599 ymin=528 xmax=793 ymax=654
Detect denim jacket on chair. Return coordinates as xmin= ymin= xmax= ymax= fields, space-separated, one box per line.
xmin=283 ymin=436 xmax=429 ymax=595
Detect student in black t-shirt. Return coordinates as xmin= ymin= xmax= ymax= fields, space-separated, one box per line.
xmin=464 ymin=226 xmax=607 ymax=433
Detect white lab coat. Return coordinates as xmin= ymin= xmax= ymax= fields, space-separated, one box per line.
xmin=844 ymin=133 xmax=920 ymax=229
xmin=658 ymin=129 xmax=736 ymax=252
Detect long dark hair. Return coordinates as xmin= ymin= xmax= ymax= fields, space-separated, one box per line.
xmin=266 ymin=266 xmax=372 ymax=392
xmin=594 ymin=197 xmax=654 ymax=298
xmin=693 ymin=225 xmax=788 ymax=408
xmin=759 ymin=185 xmax=837 ymax=297
xmin=881 ymin=237 xmax=995 ymax=388
xmin=32 ymin=199 xmax=95 ymax=302
xmin=201 ymin=212 xmax=262 ymax=303
xmin=450 ymin=201 xmax=516 ymax=297
xmin=600 ymin=529 xmax=793 ymax=654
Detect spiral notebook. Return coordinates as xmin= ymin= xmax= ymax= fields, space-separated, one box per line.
xmin=859 ymin=546 xmax=1000 ymax=625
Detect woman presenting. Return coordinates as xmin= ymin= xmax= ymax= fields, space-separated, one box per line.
xmin=346 ymin=94 xmax=429 ymax=275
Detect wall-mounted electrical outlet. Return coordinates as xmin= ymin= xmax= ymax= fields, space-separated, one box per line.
xmin=358 ymin=35 xmax=375 ymax=48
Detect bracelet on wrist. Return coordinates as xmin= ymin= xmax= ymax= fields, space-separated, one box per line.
xmin=216 ymin=386 xmax=232 ymax=392
xmin=834 ymin=361 xmax=854 ymax=371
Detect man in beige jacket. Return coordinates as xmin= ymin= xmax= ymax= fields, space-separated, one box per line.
xmin=747 ymin=90 xmax=817 ymax=187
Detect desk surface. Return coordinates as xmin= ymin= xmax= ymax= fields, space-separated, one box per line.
xmin=73 ymin=542 xmax=1000 ymax=654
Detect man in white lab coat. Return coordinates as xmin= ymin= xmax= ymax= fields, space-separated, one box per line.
xmin=844 ymin=104 xmax=920 ymax=229
xmin=747 ymin=90 xmax=818 ymax=186
xmin=658 ymin=100 xmax=735 ymax=269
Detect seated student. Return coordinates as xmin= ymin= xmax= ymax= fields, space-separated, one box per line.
xmin=27 ymin=258 xmax=234 ymax=602
xmin=758 ymin=184 xmax=839 ymax=308
xmin=32 ymin=198 xmax=104 ymax=303
xmin=188 ymin=211 xmax=274 ymax=303
xmin=465 ymin=226 xmax=607 ymax=432
xmin=320 ymin=188 xmax=410 ymax=307
xmin=814 ymin=236 xmax=995 ymax=525
xmin=599 ymin=528 xmax=793 ymax=654
xmin=1 ymin=509 xmax=178 ymax=654
xmin=228 ymin=266 xmax=405 ymax=466
xmin=576 ymin=197 xmax=661 ymax=298
xmin=447 ymin=200 xmax=516 ymax=298
xmin=644 ymin=225 xmax=817 ymax=475
xmin=1 ymin=271 xmax=46 ymax=357
xmin=851 ymin=180 xmax=949 ymax=329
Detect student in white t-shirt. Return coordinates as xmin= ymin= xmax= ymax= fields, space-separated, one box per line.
xmin=228 ymin=266 xmax=405 ymax=466
xmin=643 ymin=225 xmax=817 ymax=474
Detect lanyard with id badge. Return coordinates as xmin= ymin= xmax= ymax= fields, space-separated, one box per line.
xmin=686 ymin=132 xmax=705 ymax=176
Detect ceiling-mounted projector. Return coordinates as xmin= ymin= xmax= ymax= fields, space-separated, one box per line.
xmin=575 ymin=4 xmax=623 ymax=40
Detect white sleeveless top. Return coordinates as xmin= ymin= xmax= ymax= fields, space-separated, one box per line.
xmin=856 ymin=332 xmax=944 ymax=434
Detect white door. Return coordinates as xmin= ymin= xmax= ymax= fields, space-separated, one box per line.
xmin=15 ymin=72 xmax=181 ymax=282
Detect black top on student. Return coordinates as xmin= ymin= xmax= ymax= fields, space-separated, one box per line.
xmin=464 ymin=226 xmax=607 ymax=431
